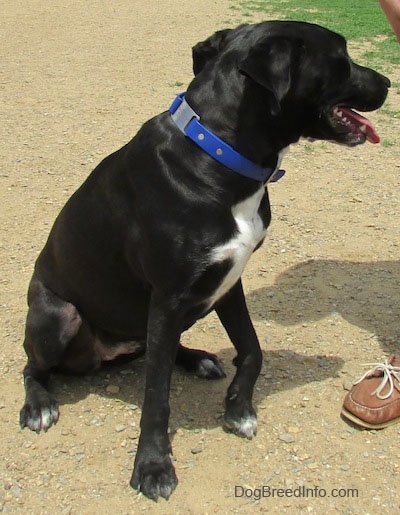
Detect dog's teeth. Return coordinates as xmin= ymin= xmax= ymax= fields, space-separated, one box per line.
xmin=337 ymin=110 xmax=343 ymax=117
xmin=359 ymin=124 xmax=367 ymax=133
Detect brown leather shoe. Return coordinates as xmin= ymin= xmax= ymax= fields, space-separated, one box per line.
xmin=341 ymin=355 xmax=400 ymax=429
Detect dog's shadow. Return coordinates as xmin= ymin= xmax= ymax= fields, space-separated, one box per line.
xmin=248 ymin=258 xmax=400 ymax=354
xmin=52 ymin=347 xmax=343 ymax=433
xmin=50 ymin=257 xmax=399 ymax=433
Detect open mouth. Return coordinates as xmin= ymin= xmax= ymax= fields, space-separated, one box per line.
xmin=328 ymin=106 xmax=380 ymax=145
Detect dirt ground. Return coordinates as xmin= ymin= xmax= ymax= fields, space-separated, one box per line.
xmin=1 ymin=1 xmax=400 ymax=513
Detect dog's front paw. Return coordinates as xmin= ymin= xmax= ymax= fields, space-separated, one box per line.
xmin=130 ymin=456 xmax=178 ymax=501
xmin=223 ymin=403 xmax=257 ymax=439
xmin=20 ymin=395 xmax=59 ymax=433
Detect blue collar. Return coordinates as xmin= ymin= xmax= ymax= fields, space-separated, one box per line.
xmin=169 ymin=92 xmax=285 ymax=183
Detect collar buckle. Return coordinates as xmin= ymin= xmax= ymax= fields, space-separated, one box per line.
xmin=170 ymin=93 xmax=199 ymax=133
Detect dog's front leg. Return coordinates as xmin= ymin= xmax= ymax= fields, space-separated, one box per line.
xmin=215 ymin=280 xmax=262 ymax=439
xmin=130 ymin=292 xmax=181 ymax=501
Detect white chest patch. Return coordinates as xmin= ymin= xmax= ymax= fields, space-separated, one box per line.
xmin=207 ymin=185 xmax=267 ymax=308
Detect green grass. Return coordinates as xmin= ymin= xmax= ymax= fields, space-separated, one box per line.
xmin=231 ymin=0 xmax=400 ymax=119
xmin=236 ymin=0 xmax=399 ymax=67
xmin=381 ymin=138 xmax=396 ymax=147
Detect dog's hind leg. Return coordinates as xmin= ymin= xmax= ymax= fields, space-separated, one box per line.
xmin=175 ymin=344 xmax=226 ymax=379
xmin=19 ymin=278 xmax=82 ymax=433
xmin=215 ymin=280 xmax=262 ymax=439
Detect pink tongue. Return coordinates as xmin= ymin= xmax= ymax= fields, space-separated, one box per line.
xmin=340 ymin=107 xmax=380 ymax=144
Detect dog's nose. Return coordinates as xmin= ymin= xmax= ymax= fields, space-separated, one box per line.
xmin=383 ymin=75 xmax=391 ymax=88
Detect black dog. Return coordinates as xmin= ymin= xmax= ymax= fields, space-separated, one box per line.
xmin=20 ymin=21 xmax=389 ymax=500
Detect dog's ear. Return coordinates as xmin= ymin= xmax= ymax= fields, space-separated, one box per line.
xmin=192 ymin=29 xmax=232 ymax=75
xmin=239 ymin=36 xmax=301 ymax=116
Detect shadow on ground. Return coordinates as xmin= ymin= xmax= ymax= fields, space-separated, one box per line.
xmin=50 ymin=347 xmax=343 ymax=433
xmin=248 ymin=259 xmax=400 ymax=354
xmin=24 ymin=258 xmax=398 ymax=435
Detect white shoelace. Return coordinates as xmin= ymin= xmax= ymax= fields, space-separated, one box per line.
xmin=353 ymin=359 xmax=400 ymax=400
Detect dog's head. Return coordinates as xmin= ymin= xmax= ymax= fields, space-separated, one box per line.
xmin=192 ymin=22 xmax=390 ymax=148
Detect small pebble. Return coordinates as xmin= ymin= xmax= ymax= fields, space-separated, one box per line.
xmin=115 ymin=424 xmax=126 ymax=433
xmin=343 ymin=380 xmax=354 ymax=391
xmin=106 ymin=385 xmax=120 ymax=394
xmin=279 ymin=433 xmax=296 ymax=443
xmin=119 ymin=369 xmax=134 ymax=375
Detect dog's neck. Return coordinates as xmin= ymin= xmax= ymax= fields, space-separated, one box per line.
xmin=169 ymin=93 xmax=285 ymax=183
xmin=186 ymin=80 xmax=299 ymax=171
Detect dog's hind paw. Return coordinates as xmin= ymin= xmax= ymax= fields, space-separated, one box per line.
xmin=130 ymin=458 xmax=178 ymax=501
xmin=19 ymin=398 xmax=59 ymax=433
xmin=176 ymin=346 xmax=226 ymax=379
xmin=195 ymin=355 xmax=226 ymax=379
xmin=223 ymin=413 xmax=258 ymax=439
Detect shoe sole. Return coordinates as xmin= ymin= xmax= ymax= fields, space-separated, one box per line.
xmin=341 ymin=407 xmax=400 ymax=430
